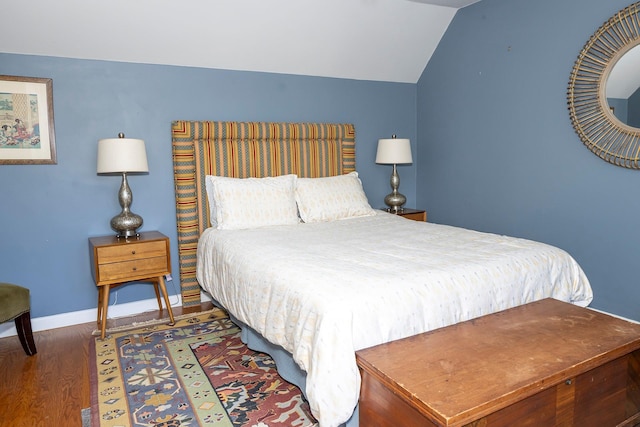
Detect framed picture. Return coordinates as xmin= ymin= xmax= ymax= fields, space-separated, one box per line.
xmin=0 ymin=75 xmax=56 ymax=165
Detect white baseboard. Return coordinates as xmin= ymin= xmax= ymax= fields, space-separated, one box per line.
xmin=588 ymin=306 xmax=639 ymax=324
xmin=0 ymin=291 xmax=213 ymax=339
xmin=8 ymin=295 xmax=627 ymax=339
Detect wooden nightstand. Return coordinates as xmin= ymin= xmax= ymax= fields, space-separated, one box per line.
xmin=385 ymin=208 xmax=427 ymax=222
xmin=89 ymin=230 xmax=175 ymax=339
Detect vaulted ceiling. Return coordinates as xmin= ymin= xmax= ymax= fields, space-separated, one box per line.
xmin=2 ymin=0 xmax=481 ymax=84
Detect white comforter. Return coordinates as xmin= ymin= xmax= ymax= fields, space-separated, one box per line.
xmin=196 ymin=212 xmax=593 ymax=427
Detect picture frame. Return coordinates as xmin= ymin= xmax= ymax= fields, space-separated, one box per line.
xmin=0 ymin=75 xmax=57 ymax=165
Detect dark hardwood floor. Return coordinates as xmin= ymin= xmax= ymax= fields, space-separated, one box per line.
xmin=0 ymin=302 xmax=213 ymax=427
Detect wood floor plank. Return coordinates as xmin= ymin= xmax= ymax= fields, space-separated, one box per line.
xmin=0 ymin=303 xmax=212 ymax=427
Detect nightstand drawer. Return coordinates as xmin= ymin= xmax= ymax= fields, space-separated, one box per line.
xmin=95 ymin=240 xmax=167 ymax=264
xmin=97 ymin=256 xmax=169 ymax=282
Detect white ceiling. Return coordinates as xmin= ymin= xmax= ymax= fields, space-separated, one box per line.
xmin=1 ymin=0 xmax=481 ymax=84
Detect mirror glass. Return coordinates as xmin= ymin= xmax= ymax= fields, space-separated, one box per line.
xmin=606 ymin=44 xmax=640 ymax=127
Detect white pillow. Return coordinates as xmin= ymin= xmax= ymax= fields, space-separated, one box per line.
xmin=295 ymin=171 xmax=375 ymax=223
xmin=205 ymin=174 xmax=299 ymax=230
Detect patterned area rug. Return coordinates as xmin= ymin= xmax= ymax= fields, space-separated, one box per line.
xmin=90 ymin=308 xmax=317 ymax=427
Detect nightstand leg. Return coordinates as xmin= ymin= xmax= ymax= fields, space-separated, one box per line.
xmin=156 ymin=275 xmax=175 ymax=326
xmin=100 ymin=285 xmax=111 ymax=339
xmin=97 ymin=286 xmax=103 ymax=325
xmin=152 ymin=280 xmax=162 ymax=310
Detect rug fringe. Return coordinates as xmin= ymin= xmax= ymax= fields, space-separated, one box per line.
xmin=91 ymin=308 xmax=223 ymax=336
xmin=80 ymin=407 xmax=91 ymax=427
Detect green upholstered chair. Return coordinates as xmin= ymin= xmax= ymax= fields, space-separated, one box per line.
xmin=0 ymin=283 xmax=37 ymax=356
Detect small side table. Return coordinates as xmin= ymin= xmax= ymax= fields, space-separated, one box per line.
xmin=89 ymin=230 xmax=175 ymax=339
xmin=385 ymin=208 xmax=427 ymax=222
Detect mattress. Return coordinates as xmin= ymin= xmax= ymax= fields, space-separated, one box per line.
xmin=196 ymin=211 xmax=593 ymax=427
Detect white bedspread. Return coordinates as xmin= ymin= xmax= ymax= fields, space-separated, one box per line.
xmin=196 ymin=212 xmax=593 ymax=427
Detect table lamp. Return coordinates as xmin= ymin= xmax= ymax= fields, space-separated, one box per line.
xmin=97 ymin=133 xmax=149 ymax=238
xmin=376 ymin=135 xmax=412 ymax=213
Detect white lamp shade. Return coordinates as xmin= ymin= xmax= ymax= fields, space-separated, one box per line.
xmin=376 ymin=137 xmax=412 ymax=164
xmin=97 ymin=137 xmax=149 ymax=173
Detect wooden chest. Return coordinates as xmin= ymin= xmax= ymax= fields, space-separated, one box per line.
xmin=356 ymin=298 xmax=640 ymax=427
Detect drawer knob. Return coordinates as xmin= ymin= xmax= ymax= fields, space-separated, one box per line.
xmin=565 ymin=379 xmax=572 ymax=385
xmin=131 ymin=250 xmax=136 ymax=254
xmin=132 ymin=267 xmax=137 ymax=271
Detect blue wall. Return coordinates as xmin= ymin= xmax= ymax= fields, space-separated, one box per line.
xmin=0 ymin=53 xmax=417 ymax=318
xmin=608 ymin=98 xmax=629 ymax=124
xmin=418 ymin=0 xmax=640 ymax=320
xmin=629 ymin=88 xmax=640 ymax=128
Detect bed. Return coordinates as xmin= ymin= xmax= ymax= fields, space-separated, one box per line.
xmin=171 ymin=121 xmax=593 ymax=427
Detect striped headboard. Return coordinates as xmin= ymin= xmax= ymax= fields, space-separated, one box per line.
xmin=171 ymin=121 xmax=356 ymax=306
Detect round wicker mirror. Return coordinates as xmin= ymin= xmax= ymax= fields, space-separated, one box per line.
xmin=568 ymin=2 xmax=640 ymax=169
